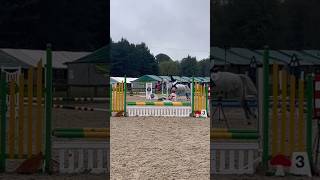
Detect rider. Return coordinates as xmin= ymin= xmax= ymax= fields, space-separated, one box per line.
xmin=168 ymin=89 xmax=177 ymax=101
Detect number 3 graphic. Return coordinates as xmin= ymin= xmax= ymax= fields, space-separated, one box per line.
xmin=296 ymin=155 xmax=305 ymax=168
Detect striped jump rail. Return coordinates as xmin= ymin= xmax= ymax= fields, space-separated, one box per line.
xmin=24 ymin=97 xmax=109 ymax=102
xmin=211 ymin=101 xmax=257 ymax=108
xmin=54 ymin=128 xmax=108 ymax=132
xmin=53 ymin=104 xmax=108 ymax=112
xmin=212 ymin=128 xmax=258 ymax=134
xmin=24 ymin=102 xmax=108 ymax=112
xmin=53 ymin=128 xmax=109 ymax=138
xmin=211 ymin=99 xmax=307 ymax=108
xmin=211 ymin=132 xmax=259 ymax=140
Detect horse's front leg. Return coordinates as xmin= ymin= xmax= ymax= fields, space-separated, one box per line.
xmin=240 ymin=99 xmax=251 ymax=124
xmin=186 ymin=93 xmax=190 ymax=100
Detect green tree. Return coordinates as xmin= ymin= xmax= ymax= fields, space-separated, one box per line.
xmin=0 ymin=0 xmax=108 ymax=51
xmin=111 ymin=39 xmax=158 ymax=77
xmin=155 ymin=53 xmax=172 ymax=64
xmin=179 ymin=55 xmax=199 ymax=76
xmin=198 ymin=58 xmax=210 ymax=76
xmin=159 ymin=60 xmax=179 ymax=75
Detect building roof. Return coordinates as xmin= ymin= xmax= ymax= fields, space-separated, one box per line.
xmin=229 ymin=48 xmax=263 ymax=64
xmin=277 ymin=50 xmax=317 ymax=65
xmin=0 ymin=50 xmax=30 ymax=68
xmin=68 ymin=46 xmax=107 ymax=64
xmin=133 ymin=75 xmax=163 ymax=82
xmin=300 ymin=50 xmax=320 ymax=64
xmin=211 ymin=47 xmax=320 ymax=66
xmin=211 ymin=47 xmax=249 ymax=65
xmin=254 ymin=50 xmax=289 ymax=64
xmin=1 ymin=49 xmax=90 ymax=68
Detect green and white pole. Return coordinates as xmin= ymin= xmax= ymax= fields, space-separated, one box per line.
xmin=191 ymin=77 xmax=195 ymax=116
xmin=124 ymin=76 xmax=127 ymax=116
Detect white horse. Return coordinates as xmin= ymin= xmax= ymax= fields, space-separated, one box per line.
xmin=211 ymin=68 xmax=257 ymax=124
xmin=166 ymin=76 xmax=191 ymax=100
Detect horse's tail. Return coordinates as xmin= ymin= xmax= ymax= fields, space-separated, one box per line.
xmin=239 ymin=75 xmax=257 ymax=95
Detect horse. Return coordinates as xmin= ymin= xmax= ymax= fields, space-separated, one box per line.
xmin=166 ymin=76 xmax=191 ymax=100
xmin=211 ymin=67 xmax=257 ymax=124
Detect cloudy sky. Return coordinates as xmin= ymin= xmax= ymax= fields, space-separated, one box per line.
xmin=111 ymin=0 xmax=210 ymax=61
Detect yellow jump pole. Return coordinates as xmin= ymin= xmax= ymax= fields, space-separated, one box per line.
xmin=116 ymin=83 xmax=119 ymax=112
xmin=202 ymin=84 xmax=205 ymax=111
xmin=196 ymin=83 xmax=199 ymax=111
xmin=27 ymin=68 xmax=33 ymax=158
xmin=289 ymin=74 xmax=296 ymax=154
xmin=197 ymin=83 xmax=201 ymax=111
xmin=112 ymin=85 xmax=115 ymax=112
xmin=272 ymin=63 xmax=279 ymax=156
xmin=193 ymin=83 xmax=196 ymax=111
xmin=280 ymin=70 xmax=287 ymax=155
xmin=298 ymin=74 xmax=304 ymax=151
xmin=121 ymin=82 xmax=124 ymax=111
xmin=115 ymin=83 xmax=119 ymax=111
xmin=8 ymin=80 xmax=16 ymax=159
xmin=35 ymin=60 xmax=43 ymax=154
xmin=18 ymin=74 xmax=24 ymax=158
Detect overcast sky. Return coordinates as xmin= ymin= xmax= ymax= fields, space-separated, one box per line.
xmin=111 ymin=0 xmax=210 ymax=61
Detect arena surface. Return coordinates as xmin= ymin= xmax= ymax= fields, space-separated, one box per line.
xmin=2 ymin=94 xmax=318 ymax=179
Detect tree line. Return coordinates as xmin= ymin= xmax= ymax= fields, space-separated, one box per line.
xmin=110 ymin=38 xmax=210 ymax=77
xmin=0 ymin=0 xmax=108 ymax=51
xmin=211 ymin=0 xmax=320 ymax=49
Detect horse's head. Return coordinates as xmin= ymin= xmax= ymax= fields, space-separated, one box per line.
xmin=212 ymin=66 xmax=220 ymax=73
xmin=211 ymin=67 xmax=221 ymax=83
xmin=169 ymin=76 xmax=177 ymax=84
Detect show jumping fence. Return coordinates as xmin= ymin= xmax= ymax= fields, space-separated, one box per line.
xmin=110 ymin=77 xmax=209 ymax=117
xmin=261 ymin=48 xmax=313 ymax=173
xmin=0 ymin=44 xmax=108 ymax=174
xmin=0 ymin=45 xmax=52 ymax=173
xmin=211 ymin=47 xmax=314 ymax=175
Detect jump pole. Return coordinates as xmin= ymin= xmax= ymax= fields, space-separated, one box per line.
xmin=109 ymin=83 xmax=112 ymax=115
xmin=0 ymin=72 xmax=6 ymax=172
xmin=54 ymin=128 xmax=108 ymax=132
xmin=262 ymin=46 xmax=270 ymax=169
xmin=45 ymin=43 xmax=52 ymax=173
xmin=212 ymin=128 xmax=258 ymax=133
xmin=205 ymin=83 xmax=209 ymax=115
xmin=124 ymin=76 xmax=127 ymax=115
xmin=211 ymin=132 xmax=259 ymax=140
xmin=307 ymin=75 xmax=313 ymax=164
xmin=191 ymin=77 xmax=195 ymax=115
